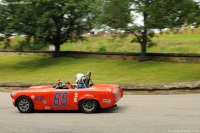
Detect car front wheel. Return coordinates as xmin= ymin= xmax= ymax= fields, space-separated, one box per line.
xmin=79 ymin=99 xmax=99 ymax=113
xmin=16 ymin=96 xmax=33 ymax=113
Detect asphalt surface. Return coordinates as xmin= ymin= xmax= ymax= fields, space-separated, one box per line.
xmin=1 ymin=92 xmax=200 ymax=133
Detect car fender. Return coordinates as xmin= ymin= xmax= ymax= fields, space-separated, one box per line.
xmin=79 ymin=94 xmax=97 ymax=100
xmin=78 ymin=94 xmax=100 ymax=105
xmin=14 ymin=95 xmax=33 ymax=106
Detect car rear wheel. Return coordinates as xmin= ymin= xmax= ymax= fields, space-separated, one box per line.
xmin=16 ymin=96 xmax=33 ymax=113
xmin=79 ymin=99 xmax=99 ymax=113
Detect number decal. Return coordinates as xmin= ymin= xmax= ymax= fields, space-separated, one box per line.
xmin=61 ymin=92 xmax=68 ymax=105
xmin=53 ymin=92 xmax=69 ymax=106
xmin=54 ymin=92 xmax=60 ymax=105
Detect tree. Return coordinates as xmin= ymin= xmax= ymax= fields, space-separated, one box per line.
xmin=0 ymin=4 xmax=11 ymax=48
xmin=2 ymin=0 xmax=98 ymax=57
xmin=0 ymin=5 xmax=7 ymax=33
xmin=100 ymin=0 xmax=199 ymax=61
xmin=102 ymin=0 xmax=131 ymax=29
xmin=3 ymin=0 xmax=39 ymax=45
xmin=128 ymin=0 xmax=199 ymax=61
xmin=191 ymin=0 xmax=200 ymax=26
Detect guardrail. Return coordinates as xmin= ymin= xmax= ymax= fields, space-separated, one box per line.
xmin=0 ymin=50 xmax=200 ymax=63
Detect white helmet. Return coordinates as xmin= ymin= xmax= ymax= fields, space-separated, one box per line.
xmin=76 ymin=73 xmax=85 ymax=83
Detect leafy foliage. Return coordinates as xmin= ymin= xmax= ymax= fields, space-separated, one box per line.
xmin=1 ymin=0 xmax=98 ymax=57
xmin=0 ymin=0 xmax=199 ymax=60
xmin=102 ymin=0 xmax=131 ymax=29
xmin=128 ymin=0 xmax=199 ymax=61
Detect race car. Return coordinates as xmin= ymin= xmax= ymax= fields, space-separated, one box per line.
xmin=10 ymin=72 xmax=123 ymax=113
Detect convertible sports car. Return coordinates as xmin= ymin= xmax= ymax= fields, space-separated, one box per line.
xmin=10 ymin=72 xmax=123 ymax=113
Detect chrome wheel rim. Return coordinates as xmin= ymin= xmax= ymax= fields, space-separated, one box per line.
xmin=82 ymin=100 xmax=95 ymax=111
xmin=19 ymin=99 xmax=30 ymax=112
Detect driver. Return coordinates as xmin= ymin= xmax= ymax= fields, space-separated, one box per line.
xmin=56 ymin=80 xmax=65 ymax=89
xmin=54 ymin=80 xmax=73 ymax=89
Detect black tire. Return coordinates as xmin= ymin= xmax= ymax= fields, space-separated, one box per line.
xmin=79 ymin=99 xmax=99 ymax=113
xmin=16 ymin=96 xmax=33 ymax=113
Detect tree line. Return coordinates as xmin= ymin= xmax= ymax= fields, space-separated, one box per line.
xmin=0 ymin=0 xmax=199 ymax=61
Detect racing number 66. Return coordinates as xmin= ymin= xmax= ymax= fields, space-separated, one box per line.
xmin=53 ymin=92 xmax=69 ymax=106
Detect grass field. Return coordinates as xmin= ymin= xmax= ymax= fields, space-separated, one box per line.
xmin=60 ymin=34 xmax=200 ymax=54
xmin=0 ymin=55 xmax=200 ymax=84
xmin=1 ymin=32 xmax=200 ymax=54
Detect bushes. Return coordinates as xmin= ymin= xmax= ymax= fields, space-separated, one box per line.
xmin=0 ymin=38 xmax=11 ymax=49
xmin=12 ymin=40 xmax=48 ymax=51
xmin=0 ymin=36 xmax=48 ymax=51
xmin=98 ymin=46 xmax=106 ymax=52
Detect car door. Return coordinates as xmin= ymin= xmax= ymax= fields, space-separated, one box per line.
xmin=48 ymin=89 xmax=78 ymax=110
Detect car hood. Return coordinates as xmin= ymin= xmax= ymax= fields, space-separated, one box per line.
xmin=28 ymin=85 xmax=53 ymax=90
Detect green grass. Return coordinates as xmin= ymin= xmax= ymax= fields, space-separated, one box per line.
xmin=0 ymin=55 xmax=200 ymax=84
xmin=149 ymin=34 xmax=200 ymax=53
xmin=60 ymin=33 xmax=200 ymax=54
xmin=1 ymin=32 xmax=200 ymax=54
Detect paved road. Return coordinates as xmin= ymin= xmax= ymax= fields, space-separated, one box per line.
xmin=1 ymin=93 xmax=200 ymax=133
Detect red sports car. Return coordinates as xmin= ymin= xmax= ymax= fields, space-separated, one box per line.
xmin=10 ymin=72 xmax=123 ymax=113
